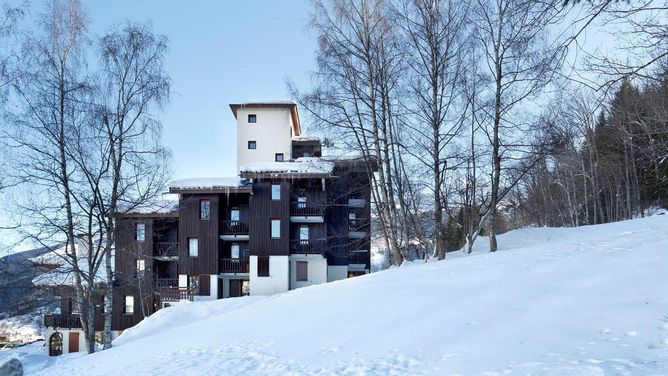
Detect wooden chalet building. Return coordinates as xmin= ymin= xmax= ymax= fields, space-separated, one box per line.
xmin=42 ymin=101 xmax=374 ymax=342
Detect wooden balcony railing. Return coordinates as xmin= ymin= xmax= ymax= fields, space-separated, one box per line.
xmin=290 ymin=202 xmax=325 ymax=217
xmin=290 ymin=239 xmax=328 ymax=254
xmin=219 ymin=258 xmax=249 ymax=273
xmin=44 ymin=314 xmax=81 ymax=329
xmin=159 ymin=287 xmax=195 ymax=302
xmin=349 ymin=251 xmax=369 ymax=265
xmin=221 ymin=220 xmax=249 ymax=235
xmin=154 ymin=242 xmax=179 ymax=258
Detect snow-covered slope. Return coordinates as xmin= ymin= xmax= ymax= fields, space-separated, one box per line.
xmin=9 ymin=214 xmax=668 ymax=375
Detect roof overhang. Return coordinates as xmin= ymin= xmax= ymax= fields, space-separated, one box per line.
xmin=168 ymin=187 xmax=253 ymax=194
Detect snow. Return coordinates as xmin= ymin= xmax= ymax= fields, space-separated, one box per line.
xmin=30 ymin=242 xmax=110 ymax=287
xmin=121 ymin=198 xmax=179 ymax=214
xmin=169 ymin=177 xmax=249 ymax=190
xmin=6 ymin=214 xmax=668 ymax=375
xmin=240 ymin=157 xmax=335 ymax=175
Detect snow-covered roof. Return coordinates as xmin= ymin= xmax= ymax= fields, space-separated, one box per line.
xmin=122 ymin=199 xmax=179 ymax=215
xmin=292 ymin=135 xmax=321 ymax=142
xmin=169 ymin=177 xmax=251 ymax=192
xmin=30 ymin=242 xmax=111 ymax=287
xmin=240 ymin=157 xmax=335 ymax=177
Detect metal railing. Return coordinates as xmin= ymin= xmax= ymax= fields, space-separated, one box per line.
xmin=349 ymin=251 xmax=369 ymax=265
xmin=290 ymin=202 xmax=325 ymax=216
xmin=290 ymin=239 xmax=327 ymax=254
xmin=220 ymin=220 xmax=249 ymax=235
xmin=219 ymin=258 xmax=249 ymax=273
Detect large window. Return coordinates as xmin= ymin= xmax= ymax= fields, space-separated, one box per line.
xmin=271 ymin=184 xmax=281 ymax=200
xmin=275 ymin=153 xmax=284 ymax=162
xmin=200 ymin=199 xmax=210 ymax=220
xmin=188 ymin=238 xmax=199 ymax=257
xmin=124 ymin=295 xmax=134 ymax=314
xmin=231 ymin=244 xmax=240 ymax=259
xmin=248 ymin=141 xmax=257 ymax=150
xmin=296 ymin=261 xmax=308 ymax=282
xmin=271 ymin=219 xmax=281 ymax=239
xmin=248 ymin=114 xmax=257 ymax=123
xmin=136 ymin=223 xmax=145 ymax=242
xmin=257 ymin=256 xmax=270 ymax=277
xmin=300 ymin=226 xmax=309 ymax=241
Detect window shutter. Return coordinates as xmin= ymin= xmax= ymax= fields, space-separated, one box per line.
xmin=199 ymin=275 xmax=210 ymax=296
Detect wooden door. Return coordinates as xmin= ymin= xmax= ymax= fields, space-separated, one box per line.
xmin=229 ymin=279 xmax=242 ymax=297
xmin=68 ymin=332 xmax=79 ymax=353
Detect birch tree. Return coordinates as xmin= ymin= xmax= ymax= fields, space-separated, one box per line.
xmin=395 ymin=0 xmax=470 ymax=259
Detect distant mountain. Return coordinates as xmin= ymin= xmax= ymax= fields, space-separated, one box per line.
xmin=0 ymin=246 xmax=57 ymax=318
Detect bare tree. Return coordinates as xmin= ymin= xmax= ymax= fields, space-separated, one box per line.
xmin=1 ymin=0 xmax=99 ymax=352
xmin=94 ymin=22 xmax=171 ymax=349
xmin=394 ymin=0 xmax=470 ymax=259
xmin=300 ymin=0 xmax=406 ymax=265
xmin=470 ymin=0 xmax=566 ymax=252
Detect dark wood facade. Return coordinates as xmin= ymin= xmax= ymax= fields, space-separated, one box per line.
xmin=249 ymin=180 xmax=291 ymax=256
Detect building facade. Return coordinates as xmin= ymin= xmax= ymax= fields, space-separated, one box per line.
xmin=44 ymin=102 xmax=373 ymax=349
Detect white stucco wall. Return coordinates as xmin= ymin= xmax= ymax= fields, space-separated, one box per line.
xmin=249 ymin=255 xmax=289 ymax=295
xmin=289 ymin=254 xmax=327 ymax=290
xmin=236 ymin=107 xmax=293 ymax=172
xmin=44 ymin=329 xmax=120 ymax=355
xmin=327 ymin=265 xmax=349 ymax=282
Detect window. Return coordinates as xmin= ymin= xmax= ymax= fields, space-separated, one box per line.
xmin=231 ymin=244 xmax=240 ymax=259
xmin=136 ymin=223 xmax=145 ymax=242
xmin=257 ymin=256 xmax=270 ymax=277
xmin=275 ymin=153 xmax=284 ymax=162
xmin=248 ymin=141 xmax=256 ymax=149
xmin=300 ymin=226 xmax=309 ymax=241
xmin=271 ymin=219 xmax=281 ymax=239
xmin=188 ymin=238 xmax=199 ymax=257
xmin=200 ymin=199 xmax=210 ymax=220
xmin=298 ymin=196 xmax=306 ymax=208
xmin=349 ymin=212 xmax=357 ymax=226
xmin=230 ymin=208 xmax=240 ymax=222
xmin=296 ymin=261 xmax=308 ymax=282
xmin=271 ymin=184 xmax=281 ymax=200
xmin=124 ymin=295 xmax=134 ymax=314
xmin=248 ymin=114 xmax=257 ymax=123
xmin=189 ymin=276 xmax=199 ymax=294
xmin=136 ymin=259 xmax=145 ymax=276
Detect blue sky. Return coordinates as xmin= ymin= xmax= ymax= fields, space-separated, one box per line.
xmin=84 ymin=0 xmax=317 ymax=179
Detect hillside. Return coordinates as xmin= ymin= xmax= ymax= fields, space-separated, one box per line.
xmin=4 ymin=213 xmax=668 ymax=375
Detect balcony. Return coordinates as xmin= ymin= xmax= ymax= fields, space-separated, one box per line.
xmin=220 ymin=220 xmax=250 ymax=241
xmin=219 ymin=258 xmax=249 ymax=274
xmin=290 ymin=202 xmax=325 ymax=223
xmin=44 ymin=314 xmax=81 ymax=329
xmin=159 ymin=287 xmax=195 ymax=303
xmin=155 ymin=278 xmax=179 ymax=289
xmin=153 ymin=242 xmax=179 ymax=260
xmin=349 ymin=251 xmax=369 ymax=265
xmin=290 ymin=239 xmax=328 ymax=254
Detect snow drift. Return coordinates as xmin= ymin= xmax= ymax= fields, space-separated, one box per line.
xmin=5 ymin=214 xmax=668 ymax=375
